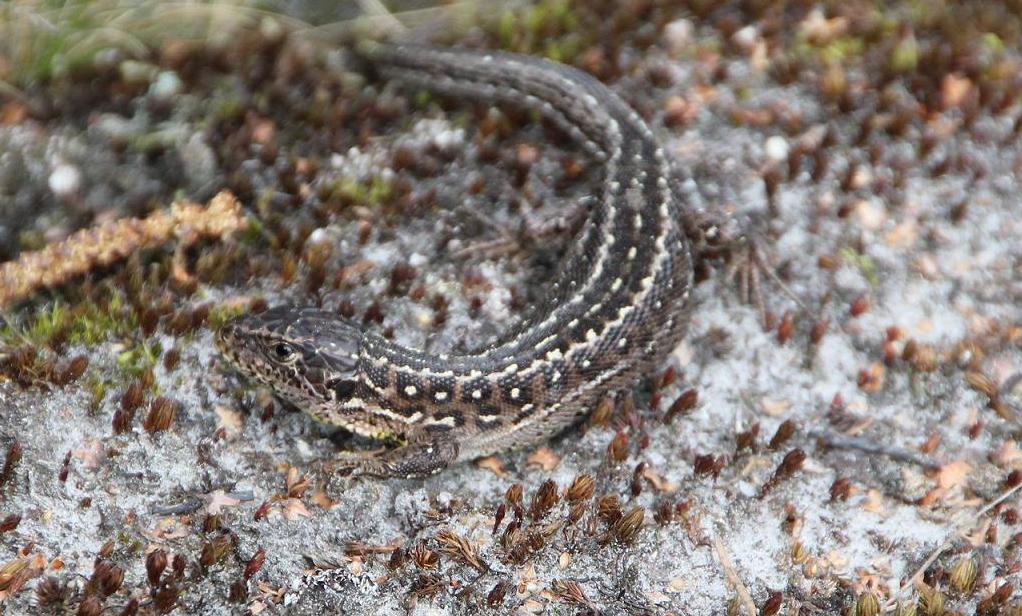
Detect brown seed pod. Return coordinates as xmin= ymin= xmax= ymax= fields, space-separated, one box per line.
xmin=487 ymin=580 xmax=509 ymax=607
xmin=35 ymin=576 xmax=69 ymax=606
xmin=762 ymin=590 xmax=783 ymax=616
xmin=768 ymin=420 xmax=797 ymax=450
xmin=77 ymin=596 xmax=103 ymax=616
xmin=529 ymin=480 xmax=560 ymax=521
xmin=243 ymin=548 xmax=265 ymax=580
xmin=664 ymin=389 xmax=698 ymax=423
xmin=776 ymin=311 xmax=794 ymax=345
xmin=199 ymin=534 xmax=233 ymax=570
xmin=606 ymin=431 xmax=629 ymax=464
xmin=143 ymin=397 xmax=178 ymax=433
xmin=551 ymin=579 xmax=596 ymax=609
xmin=1 ymin=440 xmax=22 ymax=490
xmin=590 ymin=396 xmax=615 ymax=426
xmin=146 ymin=549 xmax=168 ymax=587
xmin=387 ymin=547 xmax=405 ymax=571
xmin=57 ymin=355 xmax=88 ymax=385
xmin=505 ymin=483 xmax=523 ymax=508
xmin=736 ymin=423 xmax=760 ymax=452
xmin=830 ymin=478 xmax=853 ymax=501
xmin=86 ymin=559 xmax=124 ymax=598
xmin=162 ymin=347 xmax=180 ymax=371
xmin=653 ymin=500 xmax=674 ymax=525
xmin=152 ymin=582 xmax=180 ymax=613
xmin=228 ymin=580 xmax=248 ymax=604
xmin=0 ymin=514 xmax=20 ymax=533
xmin=435 ymin=528 xmax=485 ymax=572
xmin=492 ymin=503 xmax=506 ymax=535
xmin=567 ymin=501 xmax=587 ymax=524
xmin=610 ymin=507 xmax=645 ymax=544
xmin=565 ymin=474 xmax=595 ymax=502
xmin=409 ymin=543 xmax=438 ymax=570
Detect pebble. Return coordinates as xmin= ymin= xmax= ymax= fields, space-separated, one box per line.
xmin=732 ymin=25 xmax=759 ymax=53
xmin=764 ymin=135 xmax=789 ymax=162
xmin=663 ymin=19 xmax=694 ymax=56
xmin=150 ymin=71 xmax=183 ymax=99
xmin=48 ymin=163 xmax=81 ymax=199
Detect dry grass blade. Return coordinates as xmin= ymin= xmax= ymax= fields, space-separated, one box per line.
xmin=434 ymin=528 xmax=486 ymax=572
xmin=552 ymin=579 xmax=598 ymax=611
xmin=714 ymin=535 xmax=757 ymax=615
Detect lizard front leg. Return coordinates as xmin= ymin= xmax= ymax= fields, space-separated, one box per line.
xmin=329 ymin=433 xmax=460 ymax=479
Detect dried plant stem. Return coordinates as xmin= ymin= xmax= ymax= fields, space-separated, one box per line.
xmin=0 ymin=191 xmax=246 ymax=308
xmin=714 ymin=535 xmax=758 ymax=616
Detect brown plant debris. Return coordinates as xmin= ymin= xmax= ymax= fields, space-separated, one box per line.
xmin=0 ymin=191 xmax=246 ymax=307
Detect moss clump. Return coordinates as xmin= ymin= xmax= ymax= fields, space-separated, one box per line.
xmin=206 ymin=304 xmax=248 ymax=331
xmin=1 ymin=292 xmax=142 ymax=349
xmin=117 ymin=341 xmax=162 ymax=378
xmin=493 ymin=0 xmax=583 ymax=60
xmin=323 ymin=176 xmax=394 ymax=210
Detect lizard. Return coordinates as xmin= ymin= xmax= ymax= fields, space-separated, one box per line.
xmin=215 ymin=40 xmax=722 ymax=479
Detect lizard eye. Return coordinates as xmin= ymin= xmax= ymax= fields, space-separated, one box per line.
xmin=273 ymin=342 xmax=296 ymax=360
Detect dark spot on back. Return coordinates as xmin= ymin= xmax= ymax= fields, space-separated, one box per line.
xmin=461 ymin=378 xmax=492 ymax=403
xmin=499 ymin=374 xmax=533 ymax=406
xmin=396 ymin=371 xmax=423 ymax=400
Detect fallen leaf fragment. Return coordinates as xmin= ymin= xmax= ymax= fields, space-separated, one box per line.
xmin=475 ymin=456 xmax=506 ymax=477
xmin=203 ymin=489 xmax=241 ymax=515
xmin=526 ymin=447 xmax=560 ymax=471
xmin=280 ymin=499 xmax=312 ymax=520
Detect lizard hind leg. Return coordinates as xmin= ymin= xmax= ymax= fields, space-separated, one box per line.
xmin=328 ymin=435 xmax=460 ymax=480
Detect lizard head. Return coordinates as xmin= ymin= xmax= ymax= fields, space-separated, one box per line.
xmin=216 ymin=307 xmax=366 ymax=421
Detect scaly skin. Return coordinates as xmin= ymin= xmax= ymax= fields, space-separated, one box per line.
xmin=216 ymin=42 xmax=694 ymax=478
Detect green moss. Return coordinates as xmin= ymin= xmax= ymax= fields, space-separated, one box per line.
xmin=543 ymin=36 xmax=582 ymax=64
xmin=212 ymin=93 xmax=246 ymax=122
xmin=239 ymin=217 xmax=265 ymax=245
xmin=16 ymin=229 xmax=47 ymax=252
xmin=20 ymin=303 xmax=70 ymax=345
xmin=117 ymin=341 xmax=162 ymax=377
xmin=72 ymin=296 xmax=140 ymax=346
xmin=489 ymin=0 xmax=586 ymax=59
xmin=86 ymin=375 xmax=108 ymax=413
xmin=207 ymin=304 xmax=247 ymax=331
xmin=888 ymin=34 xmax=918 ymax=74
xmin=819 ymin=37 xmax=864 ymax=65
xmin=325 ymin=175 xmax=393 ymax=209
xmin=839 ymin=247 xmax=879 ymax=287
xmin=1 ymin=290 xmax=141 ymax=349
xmin=982 ymin=32 xmax=1005 ymax=54
xmin=412 ymin=89 xmax=434 ymax=109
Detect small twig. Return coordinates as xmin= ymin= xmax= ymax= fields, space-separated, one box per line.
xmin=150 ymin=489 xmax=255 ymax=516
xmin=809 ymin=430 xmax=939 ymax=470
xmin=714 ymin=535 xmax=758 ymax=616
xmin=894 ymin=481 xmax=1022 ymax=603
